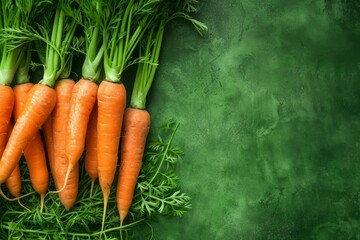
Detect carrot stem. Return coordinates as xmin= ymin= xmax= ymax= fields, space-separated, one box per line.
xmin=149 ymin=122 xmax=180 ymax=184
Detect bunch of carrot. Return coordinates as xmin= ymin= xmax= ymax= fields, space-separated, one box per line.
xmin=0 ymin=0 xmax=206 ymax=236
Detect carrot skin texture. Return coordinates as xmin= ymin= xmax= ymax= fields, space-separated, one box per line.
xmin=52 ymin=79 xmax=79 ymax=210
xmin=0 ymin=85 xmax=14 ymax=159
xmin=13 ymin=83 xmax=49 ymax=196
xmin=97 ymin=81 xmax=126 ymax=197
xmin=43 ymin=116 xmax=55 ymax=172
xmin=5 ymin=164 xmax=21 ymax=197
xmin=85 ymin=103 xmax=98 ymax=181
xmin=116 ymin=108 xmax=150 ymax=222
xmin=0 ymin=83 xmax=56 ymax=184
xmin=66 ymin=79 xmax=98 ymax=169
xmin=5 ymin=120 xmax=21 ymax=198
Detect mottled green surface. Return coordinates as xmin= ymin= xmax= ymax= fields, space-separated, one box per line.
xmin=146 ymin=1 xmax=360 ymax=239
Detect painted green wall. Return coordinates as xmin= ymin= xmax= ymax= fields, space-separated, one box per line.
xmin=146 ymin=0 xmax=360 ymax=239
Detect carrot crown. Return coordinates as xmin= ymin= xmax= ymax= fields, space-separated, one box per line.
xmin=13 ymin=43 xmax=32 ymax=85
xmin=0 ymin=1 xmax=43 ymax=86
xmin=41 ymin=1 xmax=80 ymax=86
xmin=103 ymin=0 xmax=159 ymax=83
xmin=130 ymin=0 xmax=207 ymax=109
xmin=77 ymin=0 xmax=109 ymax=83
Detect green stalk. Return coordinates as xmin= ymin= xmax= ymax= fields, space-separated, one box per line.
xmin=130 ymin=22 xmax=164 ymax=109
xmin=38 ymin=1 xmax=79 ymax=87
xmin=14 ymin=43 xmax=32 ymax=85
xmin=78 ymin=0 xmax=107 ymax=82
xmin=0 ymin=1 xmax=31 ymax=86
xmin=44 ymin=8 xmax=60 ymax=84
xmin=104 ymin=0 xmax=158 ymax=83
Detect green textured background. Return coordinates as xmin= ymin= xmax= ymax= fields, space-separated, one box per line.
xmin=146 ymin=0 xmax=360 ymax=239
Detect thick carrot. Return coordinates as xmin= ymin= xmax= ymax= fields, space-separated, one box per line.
xmin=85 ymin=102 xmax=98 ymax=197
xmin=13 ymin=82 xmax=49 ymax=211
xmin=116 ymin=108 xmax=150 ymax=224
xmin=52 ymin=79 xmax=79 ymax=210
xmin=0 ymin=83 xmax=56 ymax=184
xmin=0 ymin=85 xmax=14 ymax=159
xmin=97 ymin=80 xmax=126 ymax=233
xmin=59 ymin=79 xmax=97 ymax=193
xmin=5 ymin=120 xmax=21 ymax=198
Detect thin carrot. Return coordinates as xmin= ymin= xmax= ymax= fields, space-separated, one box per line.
xmin=97 ymin=80 xmax=126 ymax=233
xmin=52 ymin=79 xmax=79 ymax=210
xmin=85 ymin=102 xmax=98 ymax=197
xmin=74 ymin=0 xmax=107 ymax=201
xmin=13 ymin=82 xmax=49 ymax=212
xmin=5 ymin=120 xmax=21 ymax=199
xmin=116 ymin=108 xmax=150 ymax=224
xmin=2 ymin=119 xmax=31 ymax=211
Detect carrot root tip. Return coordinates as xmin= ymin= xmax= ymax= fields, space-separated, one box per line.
xmin=40 ymin=193 xmax=45 ymax=213
xmin=46 ymin=163 xmax=73 ymax=196
xmin=0 ymin=186 xmax=34 ymax=202
xmin=90 ymin=179 xmax=95 ymax=197
xmin=17 ymin=199 xmax=31 ymax=212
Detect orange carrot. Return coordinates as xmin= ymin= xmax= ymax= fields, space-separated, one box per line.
xmin=97 ymin=80 xmax=126 ymax=233
xmin=52 ymin=79 xmax=79 ymax=210
xmin=13 ymin=82 xmax=49 ymax=211
xmin=85 ymin=102 xmax=98 ymax=197
xmin=0 ymin=85 xmax=14 ymax=159
xmin=0 ymin=83 xmax=56 ymax=184
xmin=58 ymin=79 xmax=97 ymax=193
xmin=43 ymin=116 xmax=55 ymax=174
xmin=5 ymin=120 xmax=21 ymax=198
xmin=5 ymin=164 xmax=21 ymax=198
xmin=3 ymin=120 xmax=30 ymax=211
xmin=116 ymin=108 xmax=150 ymax=225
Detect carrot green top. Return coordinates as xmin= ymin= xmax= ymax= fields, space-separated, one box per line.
xmin=77 ymin=0 xmax=109 ymax=83
xmin=13 ymin=43 xmax=32 ymax=85
xmin=130 ymin=0 xmax=207 ymax=109
xmin=0 ymin=1 xmax=44 ymax=86
xmin=0 ymin=1 xmax=79 ymax=87
xmin=103 ymin=0 xmax=159 ymax=83
xmin=40 ymin=1 xmax=79 ymax=87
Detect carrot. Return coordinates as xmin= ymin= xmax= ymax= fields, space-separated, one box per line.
xmin=85 ymin=102 xmax=98 ymax=197
xmin=5 ymin=165 xmax=21 ymax=198
xmin=97 ymin=80 xmax=126 ymax=233
xmin=56 ymin=78 xmax=98 ymax=196
xmin=3 ymin=119 xmax=30 ymax=211
xmin=52 ymin=79 xmax=79 ymax=210
xmin=0 ymin=86 xmax=15 ymax=159
xmin=43 ymin=117 xmax=55 ymax=175
xmin=13 ymin=82 xmax=49 ymax=212
xmin=4 ymin=120 xmax=21 ymax=199
xmin=116 ymin=108 xmax=150 ymax=224
xmin=0 ymin=83 xmax=56 ymax=184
